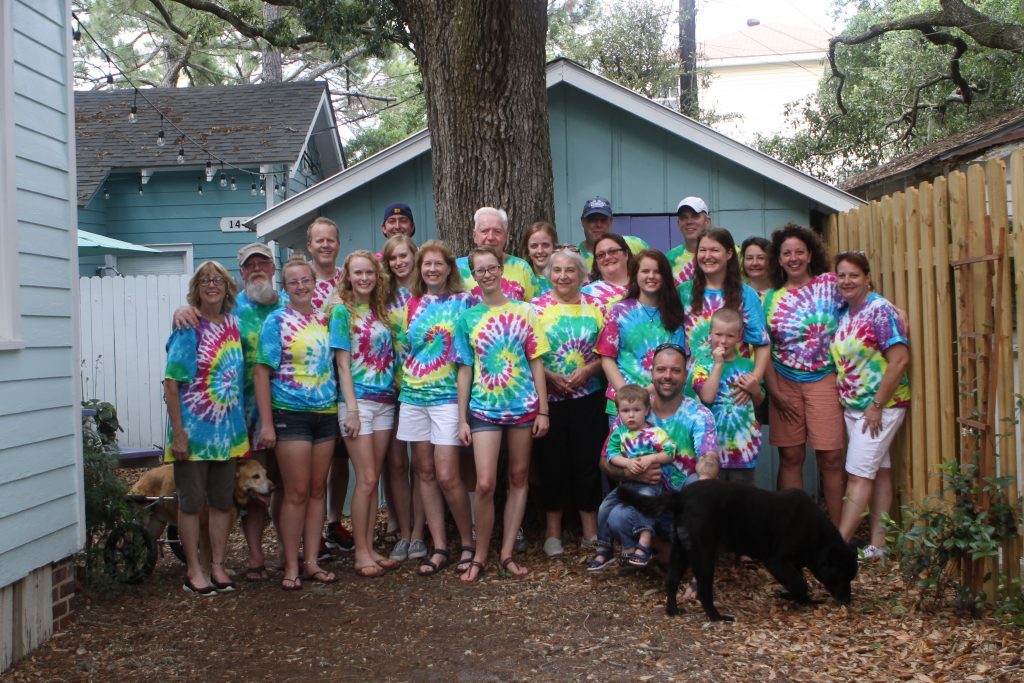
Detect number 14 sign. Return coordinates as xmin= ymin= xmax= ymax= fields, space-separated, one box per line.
xmin=219 ymin=217 xmax=252 ymax=233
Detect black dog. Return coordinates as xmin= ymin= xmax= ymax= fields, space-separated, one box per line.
xmin=617 ymin=479 xmax=857 ymax=622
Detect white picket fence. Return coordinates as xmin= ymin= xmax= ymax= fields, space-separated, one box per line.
xmin=79 ymin=274 xmax=189 ymax=450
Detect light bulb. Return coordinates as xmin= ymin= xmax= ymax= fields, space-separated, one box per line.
xmin=250 ymin=183 xmax=257 ymax=196
xmin=128 ymin=105 xmax=137 ymax=123
xmin=156 ymin=130 xmax=165 ymax=147
xmin=177 ymin=147 xmax=185 ymax=164
xmin=230 ymin=177 xmax=237 ymax=191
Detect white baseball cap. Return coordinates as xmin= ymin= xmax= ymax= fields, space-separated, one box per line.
xmin=676 ymin=196 xmax=709 ymax=215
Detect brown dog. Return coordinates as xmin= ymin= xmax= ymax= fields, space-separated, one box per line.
xmin=129 ymin=459 xmax=273 ymax=570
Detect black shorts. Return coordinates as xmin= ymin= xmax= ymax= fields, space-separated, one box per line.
xmin=273 ymin=409 xmax=339 ymax=444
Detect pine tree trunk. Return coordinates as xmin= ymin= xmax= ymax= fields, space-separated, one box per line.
xmin=393 ymin=0 xmax=554 ymax=254
xmin=262 ymin=3 xmax=283 ymax=83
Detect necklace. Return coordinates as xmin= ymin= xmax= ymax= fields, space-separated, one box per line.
xmin=640 ymin=303 xmax=660 ymax=323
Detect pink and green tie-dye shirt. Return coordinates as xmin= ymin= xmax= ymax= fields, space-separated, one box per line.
xmin=605 ymin=423 xmax=680 ymax=490
xmin=830 ymin=292 xmax=910 ymax=411
xmin=398 ymin=292 xmax=478 ymax=406
xmin=457 ymin=254 xmax=538 ymax=301
xmin=763 ymin=272 xmax=844 ymax=382
xmin=256 ymin=306 xmax=337 ymax=413
xmin=311 ymin=267 xmax=343 ymax=311
xmin=531 ymin=293 xmax=604 ymax=402
xmin=329 ymin=302 xmax=397 ymax=404
xmin=690 ymin=355 xmax=762 ymax=469
xmin=580 ymin=279 xmax=628 ymax=314
xmin=164 ymin=315 xmax=250 ymax=462
xmin=453 ymin=300 xmax=550 ymax=424
xmin=595 ymin=299 xmax=687 ymax=414
xmin=665 ymin=243 xmax=697 ymax=287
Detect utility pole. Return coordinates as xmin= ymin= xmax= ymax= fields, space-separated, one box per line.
xmin=678 ymin=0 xmax=698 ymax=117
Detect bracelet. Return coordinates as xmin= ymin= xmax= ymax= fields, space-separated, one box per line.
xmin=537 ymin=412 xmax=549 ymax=417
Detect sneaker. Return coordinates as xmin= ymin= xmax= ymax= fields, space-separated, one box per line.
xmin=325 ymin=521 xmax=354 ymax=552
xmin=858 ymin=544 xmax=887 ymax=561
xmin=543 ymin=537 xmax=564 ymax=557
xmin=389 ymin=539 xmax=411 ymax=562
xmin=407 ymin=539 xmax=428 ymax=560
xmin=514 ymin=527 xmax=527 ymax=553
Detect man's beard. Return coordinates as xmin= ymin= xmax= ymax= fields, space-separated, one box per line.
xmin=245 ymin=278 xmax=276 ymax=305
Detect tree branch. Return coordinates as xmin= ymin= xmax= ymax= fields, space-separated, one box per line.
xmin=146 ymin=0 xmax=190 ymax=39
xmin=159 ymin=0 xmax=317 ymax=46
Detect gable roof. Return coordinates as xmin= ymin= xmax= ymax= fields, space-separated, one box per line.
xmin=841 ymin=106 xmax=1024 ymax=194
xmin=74 ymin=80 xmax=341 ymax=207
xmin=702 ymin=23 xmax=831 ymax=61
xmin=250 ymin=58 xmax=862 ymax=241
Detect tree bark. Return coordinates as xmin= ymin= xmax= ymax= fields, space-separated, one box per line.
xmin=678 ymin=0 xmax=698 ymax=117
xmin=392 ymin=0 xmax=554 ymax=255
xmin=262 ymin=3 xmax=283 ymax=83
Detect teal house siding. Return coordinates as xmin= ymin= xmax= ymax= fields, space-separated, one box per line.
xmin=256 ymin=61 xmax=858 ymax=256
xmin=1 ymin=0 xmax=84 ymax=593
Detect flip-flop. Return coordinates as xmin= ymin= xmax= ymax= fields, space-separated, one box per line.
xmin=354 ymin=564 xmax=385 ymax=578
xmin=418 ymin=549 xmax=451 ymax=576
xmin=244 ymin=565 xmax=269 ymax=582
xmin=500 ymin=557 xmax=529 ymax=577
xmin=280 ymin=576 xmax=302 ymax=591
xmin=460 ymin=560 xmax=485 ymax=583
xmin=303 ymin=569 xmax=337 ymax=584
xmin=211 ymin=578 xmax=237 ymax=593
xmin=376 ymin=557 xmax=400 ymax=571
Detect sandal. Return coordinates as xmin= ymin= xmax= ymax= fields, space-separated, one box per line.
xmin=418 ymin=549 xmax=451 ymax=576
xmin=280 ymin=576 xmax=302 ymax=591
xmin=454 ymin=546 xmax=476 ymax=570
xmin=354 ymin=564 xmax=385 ymax=578
xmin=586 ymin=547 xmax=615 ymax=573
xmin=376 ymin=557 xmax=400 ymax=571
xmin=500 ymin=556 xmax=528 ymax=577
xmin=460 ymin=560 xmax=485 ymax=583
xmin=626 ymin=543 xmax=653 ymax=568
xmin=244 ymin=564 xmax=269 ymax=582
xmin=303 ymin=569 xmax=337 ymax=584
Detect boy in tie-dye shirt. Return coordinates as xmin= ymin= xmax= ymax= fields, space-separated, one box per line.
xmin=678 ymin=279 xmax=769 ymax=371
xmin=164 ymin=314 xmax=250 ymax=462
xmin=690 ymin=308 xmax=764 ymax=481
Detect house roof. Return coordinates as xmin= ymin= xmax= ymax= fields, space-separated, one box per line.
xmin=841 ymin=106 xmax=1024 ymax=193
xmin=74 ymin=80 xmax=339 ymax=207
xmin=702 ymin=23 xmax=831 ymax=61
xmin=250 ymin=58 xmax=863 ymax=241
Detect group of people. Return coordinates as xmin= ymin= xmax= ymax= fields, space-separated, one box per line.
xmin=163 ymin=195 xmax=910 ymax=595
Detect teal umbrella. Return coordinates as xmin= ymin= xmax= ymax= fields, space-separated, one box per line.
xmin=77 ymin=230 xmax=161 ymax=256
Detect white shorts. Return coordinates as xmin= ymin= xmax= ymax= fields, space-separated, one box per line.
xmin=396 ymin=402 xmax=461 ymax=447
xmin=844 ymin=407 xmax=906 ymax=479
xmin=338 ymin=399 xmax=395 ymax=437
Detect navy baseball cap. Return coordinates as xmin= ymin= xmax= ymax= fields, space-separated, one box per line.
xmin=581 ymin=196 xmax=612 ymax=218
xmin=382 ymin=202 xmax=414 ymax=223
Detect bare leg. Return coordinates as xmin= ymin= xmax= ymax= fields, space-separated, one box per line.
xmin=177 ymin=509 xmax=209 ymax=588
xmin=777 ymin=444 xmax=806 ymax=491
xmin=301 ymin=439 xmax=335 ymax=579
xmin=869 ymin=467 xmax=892 ymax=548
xmin=463 ymin=430 xmax=501 ymax=582
xmin=580 ymin=510 xmax=597 ymax=541
xmin=838 ymin=473 xmax=873 ymax=542
xmin=385 ymin=434 xmax=413 ymax=541
xmin=411 ymin=441 xmax=447 ymax=566
xmin=207 ymin=507 xmax=233 ymax=585
xmin=242 ymin=503 xmax=267 ymax=572
xmin=346 ymin=432 xmax=384 ymax=570
xmin=327 ymin=443 xmax=349 ymax=523
xmin=435 ymin=443 xmax=474 ymax=562
xmin=817 ymin=448 xmax=846 ymax=526
xmin=275 ymin=440 xmax=312 ymax=584
xmin=545 ymin=510 xmax=563 ymax=543
xmin=499 ymin=427 xmax=531 ymax=576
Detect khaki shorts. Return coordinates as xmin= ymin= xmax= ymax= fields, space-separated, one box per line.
xmin=768 ymin=372 xmax=844 ymax=450
xmin=173 ymin=459 xmax=236 ymax=513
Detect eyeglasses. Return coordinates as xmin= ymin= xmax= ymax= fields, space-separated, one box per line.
xmin=199 ymin=276 xmax=226 ymax=286
xmin=285 ymin=277 xmax=314 ymax=287
xmin=594 ymin=247 xmax=624 ymax=261
xmin=554 ymin=244 xmax=582 ymax=254
xmin=472 ymin=264 xmax=502 ymax=278
xmin=653 ymin=342 xmax=686 ymax=356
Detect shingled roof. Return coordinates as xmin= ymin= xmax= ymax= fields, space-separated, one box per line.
xmin=74 ymin=80 xmax=333 ymax=207
xmin=841 ymin=106 xmax=1024 ymax=195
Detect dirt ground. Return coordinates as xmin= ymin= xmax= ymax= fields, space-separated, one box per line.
xmin=2 ymin=515 xmax=1022 ymax=683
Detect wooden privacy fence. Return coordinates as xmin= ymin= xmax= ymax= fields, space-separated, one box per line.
xmin=828 ymin=152 xmax=1024 ymax=586
xmin=79 ymin=274 xmax=189 ymax=450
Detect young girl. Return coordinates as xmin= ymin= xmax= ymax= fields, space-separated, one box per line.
xmin=519 ymin=221 xmax=558 ymax=295
xmin=329 ymin=250 xmax=399 ymax=578
xmin=454 ymin=246 xmax=549 ymax=581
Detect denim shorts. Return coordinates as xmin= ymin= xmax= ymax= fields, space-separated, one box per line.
xmin=469 ymin=415 xmax=534 ymax=433
xmin=273 ymin=409 xmax=339 ymax=444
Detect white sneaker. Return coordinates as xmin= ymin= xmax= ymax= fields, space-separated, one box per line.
xmin=407 ymin=539 xmax=428 ymax=559
xmin=543 ymin=537 xmax=564 ymax=557
xmin=858 ymin=544 xmax=887 ymax=561
xmin=389 ymin=539 xmax=410 ymax=562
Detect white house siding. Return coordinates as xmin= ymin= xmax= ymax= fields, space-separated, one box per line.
xmin=0 ymin=0 xmax=83 ymax=595
xmin=702 ymin=57 xmax=826 ymax=144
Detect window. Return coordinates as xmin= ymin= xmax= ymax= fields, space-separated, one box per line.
xmin=0 ymin=0 xmax=24 ymax=350
xmin=105 ymin=243 xmax=194 ymax=277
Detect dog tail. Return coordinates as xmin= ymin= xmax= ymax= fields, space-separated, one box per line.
xmin=614 ymin=485 xmax=683 ymax=518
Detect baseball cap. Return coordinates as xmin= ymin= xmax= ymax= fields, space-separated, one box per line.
xmin=581 ymin=196 xmax=613 ymax=218
xmin=676 ymin=196 xmax=709 ymax=215
xmin=238 ymin=242 xmax=274 ymax=265
xmin=382 ymin=202 xmax=414 ymax=223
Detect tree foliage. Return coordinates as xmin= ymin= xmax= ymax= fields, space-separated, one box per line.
xmin=757 ymin=0 xmax=1024 ymax=184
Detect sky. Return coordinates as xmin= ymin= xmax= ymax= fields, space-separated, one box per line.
xmin=696 ymin=0 xmax=842 ymax=39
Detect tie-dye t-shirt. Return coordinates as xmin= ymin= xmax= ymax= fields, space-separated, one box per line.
xmin=164 ymin=315 xmax=250 ymax=463
xmin=531 ymin=293 xmax=604 ymax=402
xmin=234 ymin=291 xmax=285 ymax=449
xmin=256 ymin=306 xmax=337 ymax=412
xmin=595 ymin=299 xmax=687 ymax=414
xmin=398 ymin=292 xmax=478 ymax=406
xmin=649 ymin=398 xmax=718 ymax=489
xmin=677 ymin=281 xmax=770 ymax=368
xmin=311 ymin=267 xmax=343 ymax=311
xmin=534 ymin=276 xmax=552 ymax=297
xmin=329 ymin=302 xmax=397 ymax=404
xmin=578 ymin=235 xmax=649 ymax=272
xmin=453 ymin=300 xmax=550 ymax=424
xmin=689 ymin=355 xmax=762 ymax=469
xmin=829 ymin=292 xmax=910 ymax=411
xmin=605 ymin=423 xmax=680 ymax=490
xmin=763 ymin=272 xmax=844 ymax=382
xmin=665 ymin=244 xmax=697 ymax=287
xmin=580 ymin=279 xmax=628 ymax=313
xmin=387 ymin=287 xmax=412 ymax=385
xmin=457 ymin=254 xmax=538 ymax=301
